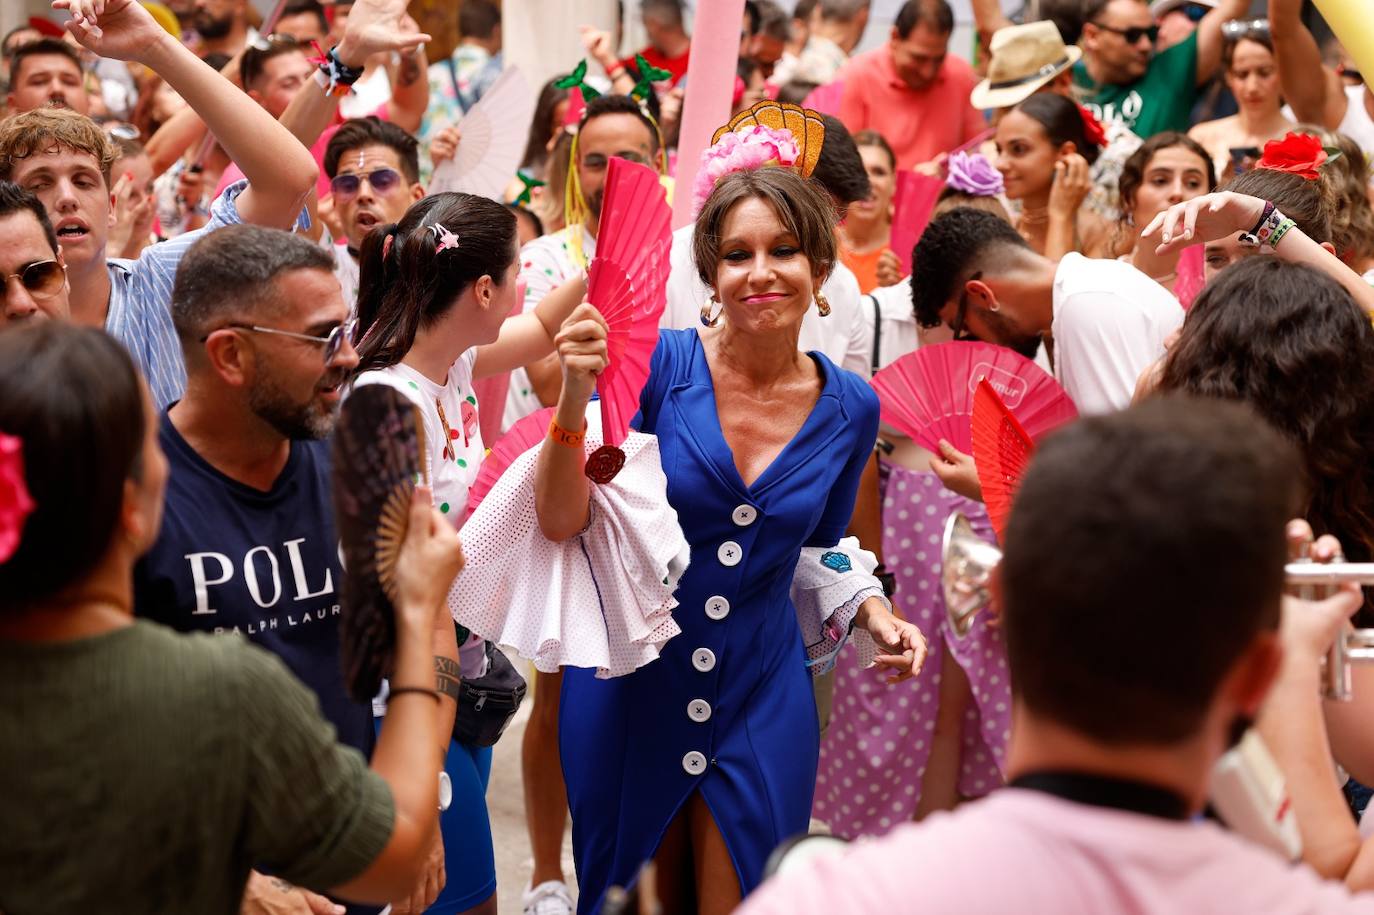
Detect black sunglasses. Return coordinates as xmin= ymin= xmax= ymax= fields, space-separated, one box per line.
xmin=3 ymin=259 xmax=66 ymax=300
xmin=329 ymin=168 xmax=403 ymax=201
xmin=1092 ymin=21 xmax=1160 ymax=44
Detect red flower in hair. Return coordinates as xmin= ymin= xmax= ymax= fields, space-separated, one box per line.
xmin=1258 ymin=132 xmax=1328 ymax=180
xmin=1076 ymin=104 xmax=1107 ymax=150
xmin=0 ymin=431 xmax=35 ymax=564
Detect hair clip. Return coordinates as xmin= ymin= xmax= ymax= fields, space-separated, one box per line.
xmin=513 ymin=172 xmax=546 ymax=206
xmin=630 ymin=54 xmax=673 ymax=101
xmin=554 ymin=59 xmax=602 ymax=101
xmin=429 ymin=223 xmax=460 ymax=253
xmin=0 ymin=430 xmax=35 ymax=564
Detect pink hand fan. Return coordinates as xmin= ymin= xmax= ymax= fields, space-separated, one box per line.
xmin=802 ymin=80 xmax=844 ymax=115
xmin=465 ymin=406 xmax=555 ymax=517
xmin=971 ymin=379 xmax=1034 ymax=544
xmin=586 ymin=157 xmax=671 ymax=482
xmin=889 ymin=169 xmax=945 ymax=277
xmin=871 ymin=341 xmax=1078 ymax=455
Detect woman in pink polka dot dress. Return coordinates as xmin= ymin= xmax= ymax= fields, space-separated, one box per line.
xmin=814 ymin=462 xmax=1010 ymax=838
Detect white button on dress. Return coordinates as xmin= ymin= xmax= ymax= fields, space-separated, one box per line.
xmin=732 ymin=504 xmax=758 ymax=527
xmin=692 ymin=648 xmax=716 ymax=672
xmin=687 ymin=699 xmax=712 ymax=722
xmin=718 ymin=541 xmax=742 ymax=566
xmin=705 ymin=596 xmax=731 ymax=620
xmin=682 ymin=750 xmax=707 ymax=774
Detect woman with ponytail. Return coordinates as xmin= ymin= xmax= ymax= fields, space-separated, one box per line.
xmin=994 ymin=93 xmax=1113 ymax=259
xmin=350 ymin=190 xmax=586 ymax=915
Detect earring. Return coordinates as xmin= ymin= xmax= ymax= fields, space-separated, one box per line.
xmin=700 ymin=297 xmax=723 ymax=328
xmin=815 ymin=292 xmax=831 ymax=317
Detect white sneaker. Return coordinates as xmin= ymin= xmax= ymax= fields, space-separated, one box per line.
xmin=523 ymin=880 xmax=575 ymax=915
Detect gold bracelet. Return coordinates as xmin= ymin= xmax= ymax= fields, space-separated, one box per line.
xmin=549 ymin=418 xmax=586 ymax=449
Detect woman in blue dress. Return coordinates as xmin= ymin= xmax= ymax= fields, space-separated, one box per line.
xmin=534 ymin=166 xmax=929 ymax=912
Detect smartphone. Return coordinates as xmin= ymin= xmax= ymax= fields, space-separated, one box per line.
xmin=1230 ymin=147 xmax=1262 ymax=175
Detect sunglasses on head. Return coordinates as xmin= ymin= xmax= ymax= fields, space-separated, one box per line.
xmin=330 ymin=168 xmax=403 ymax=200
xmin=1092 ymin=21 xmax=1160 ymax=44
xmin=1221 ymin=18 xmax=1270 ymax=40
xmin=3 ymin=259 xmax=66 ymax=300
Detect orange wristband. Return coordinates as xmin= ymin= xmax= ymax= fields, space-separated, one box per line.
xmin=549 ymin=418 xmax=586 ymax=449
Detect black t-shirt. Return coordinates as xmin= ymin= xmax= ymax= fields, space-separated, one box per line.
xmin=135 ymin=411 xmax=374 ymax=756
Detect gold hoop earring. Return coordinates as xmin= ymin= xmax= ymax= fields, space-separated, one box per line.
xmin=700 ymin=297 xmax=723 ymax=328
xmin=815 ymin=292 xmax=831 ymax=317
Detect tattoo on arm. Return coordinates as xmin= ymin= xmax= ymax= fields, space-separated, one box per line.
xmin=435 ymin=656 xmax=462 ymax=701
xmin=399 ymin=54 xmax=423 ymax=88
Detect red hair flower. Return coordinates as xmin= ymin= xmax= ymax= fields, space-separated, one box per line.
xmin=1076 ymin=104 xmax=1107 ymax=150
xmin=0 ymin=431 xmax=35 ymax=564
xmin=1258 ymin=132 xmax=1328 ymax=180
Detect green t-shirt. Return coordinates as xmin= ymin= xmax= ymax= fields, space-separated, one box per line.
xmin=0 ymin=621 xmax=395 ymax=914
xmin=1074 ymin=30 xmax=1199 ymax=138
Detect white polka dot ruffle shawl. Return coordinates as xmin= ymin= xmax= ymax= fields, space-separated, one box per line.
xmin=449 ymin=426 xmax=690 ymax=679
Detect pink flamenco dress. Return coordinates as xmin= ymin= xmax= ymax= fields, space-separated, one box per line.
xmin=813 ymin=464 xmax=1011 ymax=838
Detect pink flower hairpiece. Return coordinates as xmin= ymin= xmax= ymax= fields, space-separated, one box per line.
xmin=945 ymin=152 xmax=1004 ymax=197
xmin=0 ymin=431 xmax=35 ymax=564
xmin=430 ymin=223 xmax=460 ymax=253
xmin=692 ymin=125 xmax=801 ymax=215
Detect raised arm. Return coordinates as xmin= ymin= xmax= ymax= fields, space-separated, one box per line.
xmin=385 ymin=35 xmax=430 ymax=135
xmin=969 ymin=0 xmax=1013 ymax=57
xmin=142 ymin=49 xmax=243 ymax=177
xmin=473 ymin=273 xmax=588 ymax=379
xmin=60 ymin=0 xmax=318 ymax=229
xmin=1194 ymin=0 xmax=1252 ymax=85
xmin=1268 ymin=0 xmax=1346 ymax=127
xmin=533 ymin=303 xmax=608 ymax=542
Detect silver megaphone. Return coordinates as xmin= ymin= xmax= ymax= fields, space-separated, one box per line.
xmin=940 ymin=511 xmax=1374 ymax=699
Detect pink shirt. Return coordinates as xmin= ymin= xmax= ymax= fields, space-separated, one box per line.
xmin=837 ymin=46 xmax=984 ymax=170
xmin=740 ymin=789 xmax=1374 ymax=915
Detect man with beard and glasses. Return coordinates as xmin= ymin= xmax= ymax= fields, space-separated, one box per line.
xmin=741 ymin=396 xmax=1374 ymax=915
xmin=134 ymin=225 xmax=415 ymax=914
xmin=5 ymin=38 xmax=89 ymax=115
xmin=0 ymin=181 xmax=69 ymax=324
xmin=190 ymin=0 xmax=251 ymax=57
xmin=912 ymin=207 xmax=1182 ymax=416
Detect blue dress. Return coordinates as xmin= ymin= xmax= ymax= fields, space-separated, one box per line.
xmin=559 ymin=329 xmax=880 ymax=911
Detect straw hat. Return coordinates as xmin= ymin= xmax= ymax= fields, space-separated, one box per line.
xmin=970 ymin=21 xmax=1082 ymax=110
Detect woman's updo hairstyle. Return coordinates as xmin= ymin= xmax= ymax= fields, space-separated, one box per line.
xmin=0 ymin=323 xmax=145 ymax=610
xmin=1012 ymin=92 xmax=1102 ymax=167
xmin=691 ymin=167 xmax=838 ymax=288
xmin=354 ymin=191 xmax=518 ymax=374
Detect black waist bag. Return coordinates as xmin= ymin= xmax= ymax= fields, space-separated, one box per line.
xmin=453 ymin=642 xmax=527 ymax=747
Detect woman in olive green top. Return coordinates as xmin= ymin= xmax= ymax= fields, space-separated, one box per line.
xmin=0 ymin=323 xmax=463 ymax=913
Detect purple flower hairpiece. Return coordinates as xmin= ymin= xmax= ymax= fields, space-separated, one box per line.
xmin=429 ymin=223 xmax=460 ymax=254
xmin=945 ymin=151 xmax=1004 ymax=197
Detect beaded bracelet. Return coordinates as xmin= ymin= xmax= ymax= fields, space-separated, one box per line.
xmin=314 ymin=46 xmax=364 ymax=97
xmin=1239 ymin=201 xmax=1289 ymax=249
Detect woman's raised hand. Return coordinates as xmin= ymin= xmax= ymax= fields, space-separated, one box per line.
xmin=555 ymin=301 xmax=609 ymax=406
xmin=1142 ymin=191 xmax=1268 ymax=255
xmin=1048 ymin=153 xmax=1092 ymax=220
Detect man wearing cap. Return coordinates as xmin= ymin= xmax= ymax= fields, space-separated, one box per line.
xmin=837 ymin=0 xmax=984 ymax=170
xmin=1071 ymin=0 xmax=1246 ymax=138
xmin=971 ymin=21 xmax=1142 ymax=219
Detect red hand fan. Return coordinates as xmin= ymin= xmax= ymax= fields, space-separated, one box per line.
xmin=802 ymin=80 xmax=844 ymax=115
xmin=971 ymin=379 xmax=1034 ymax=544
xmin=871 ymin=341 xmax=1078 ymax=455
xmin=465 ymin=406 xmax=555 ymax=518
xmin=587 ymin=157 xmax=671 ymax=482
xmin=889 ymin=169 xmax=945 ymax=277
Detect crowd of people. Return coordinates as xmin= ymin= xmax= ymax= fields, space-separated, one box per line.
xmin=6 ymin=0 xmax=1374 ymax=913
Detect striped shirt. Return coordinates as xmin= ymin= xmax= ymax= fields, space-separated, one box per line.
xmin=104 ymin=180 xmax=251 ymax=409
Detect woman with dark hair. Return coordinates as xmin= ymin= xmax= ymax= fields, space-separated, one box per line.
xmin=1114 ymin=132 xmax=1216 ymax=291
xmin=519 ymin=77 xmax=572 ymax=178
xmin=837 ymin=129 xmax=896 ymax=293
xmin=1143 ymin=161 xmax=1374 ymax=313
xmin=351 ymin=190 xmax=585 ymax=915
xmin=536 ymin=166 xmax=926 ymax=912
xmin=995 ymin=92 xmax=1111 ymax=259
xmin=1189 ymin=26 xmax=1293 ymax=179
xmin=0 ymin=323 xmax=462 ymax=911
